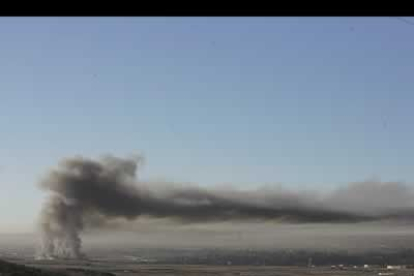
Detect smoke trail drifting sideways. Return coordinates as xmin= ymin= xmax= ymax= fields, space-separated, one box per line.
xmin=36 ymin=155 xmax=414 ymax=259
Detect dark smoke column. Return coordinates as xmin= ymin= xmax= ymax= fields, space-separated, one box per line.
xmin=36 ymin=155 xmax=141 ymax=259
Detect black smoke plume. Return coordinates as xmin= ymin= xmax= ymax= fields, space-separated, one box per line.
xmin=36 ymin=155 xmax=414 ymax=259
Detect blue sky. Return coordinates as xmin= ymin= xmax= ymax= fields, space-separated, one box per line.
xmin=1 ymin=17 xmax=414 ymax=232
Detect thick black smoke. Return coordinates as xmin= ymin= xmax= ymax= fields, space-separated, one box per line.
xmin=36 ymin=155 xmax=414 ymax=259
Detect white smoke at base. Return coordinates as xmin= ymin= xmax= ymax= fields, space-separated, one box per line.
xmin=36 ymin=195 xmax=85 ymax=259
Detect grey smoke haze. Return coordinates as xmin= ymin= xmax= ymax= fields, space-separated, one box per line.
xmin=78 ymin=221 xmax=414 ymax=253
xmin=37 ymin=155 xmax=414 ymax=259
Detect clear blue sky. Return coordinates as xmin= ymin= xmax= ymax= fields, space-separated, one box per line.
xmin=1 ymin=17 xmax=414 ymax=232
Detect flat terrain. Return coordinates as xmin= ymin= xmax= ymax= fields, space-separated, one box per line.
xmin=3 ymin=258 xmax=414 ymax=276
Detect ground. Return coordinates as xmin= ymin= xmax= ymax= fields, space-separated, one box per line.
xmin=2 ymin=258 xmax=414 ymax=276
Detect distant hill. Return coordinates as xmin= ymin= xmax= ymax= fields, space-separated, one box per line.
xmin=0 ymin=259 xmax=66 ymax=276
xmin=0 ymin=259 xmax=115 ymax=276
